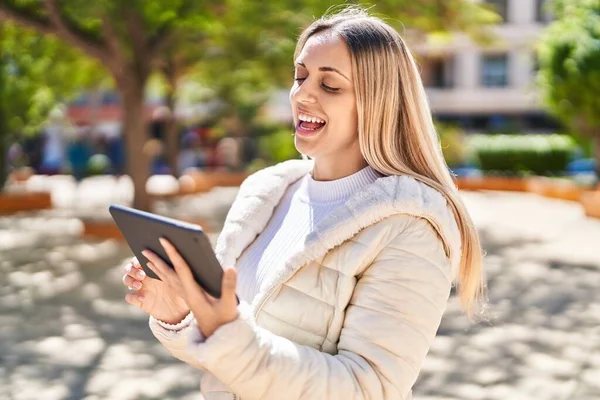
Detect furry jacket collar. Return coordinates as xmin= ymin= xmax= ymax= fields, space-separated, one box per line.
xmin=214 ymin=160 xmax=461 ymax=312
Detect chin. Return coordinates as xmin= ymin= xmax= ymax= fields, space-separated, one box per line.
xmin=294 ymin=136 xmax=318 ymax=158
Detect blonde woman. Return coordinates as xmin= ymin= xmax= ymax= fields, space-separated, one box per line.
xmin=123 ymin=7 xmax=485 ymax=400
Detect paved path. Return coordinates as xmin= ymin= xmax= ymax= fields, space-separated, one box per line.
xmin=0 ymin=187 xmax=598 ymax=400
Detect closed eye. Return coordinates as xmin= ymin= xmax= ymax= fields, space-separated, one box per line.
xmin=294 ymin=78 xmax=340 ymax=93
xmin=321 ymin=83 xmax=340 ymax=92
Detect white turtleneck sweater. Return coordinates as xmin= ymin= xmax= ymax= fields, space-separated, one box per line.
xmin=235 ymin=165 xmax=382 ymax=305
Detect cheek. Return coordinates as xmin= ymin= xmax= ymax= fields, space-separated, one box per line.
xmin=328 ymin=96 xmax=356 ymax=123
xmin=332 ymin=99 xmax=358 ymax=136
xmin=343 ymin=104 xmax=359 ymax=145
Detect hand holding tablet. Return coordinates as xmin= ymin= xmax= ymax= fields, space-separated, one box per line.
xmin=109 ymin=204 xmax=224 ymax=298
xmin=112 ymin=204 xmax=239 ymax=336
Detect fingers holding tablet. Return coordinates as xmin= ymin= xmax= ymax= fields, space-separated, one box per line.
xmin=123 ymin=274 xmax=143 ymax=290
xmin=123 ymin=259 xmax=146 ymax=290
xmin=141 ymin=249 xmax=185 ymax=294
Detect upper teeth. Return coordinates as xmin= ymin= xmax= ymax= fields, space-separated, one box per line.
xmin=299 ymin=113 xmax=325 ymax=124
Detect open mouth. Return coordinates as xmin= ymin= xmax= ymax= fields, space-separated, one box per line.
xmin=296 ymin=113 xmax=326 ymax=135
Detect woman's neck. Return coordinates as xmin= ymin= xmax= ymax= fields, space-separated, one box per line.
xmin=311 ymin=156 xmax=368 ymax=181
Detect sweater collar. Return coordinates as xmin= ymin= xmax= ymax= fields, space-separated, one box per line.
xmin=298 ymin=165 xmax=382 ymax=204
xmin=214 ymin=159 xmax=462 ymax=312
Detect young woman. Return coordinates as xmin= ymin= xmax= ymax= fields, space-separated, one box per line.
xmin=123 ymin=7 xmax=485 ymax=400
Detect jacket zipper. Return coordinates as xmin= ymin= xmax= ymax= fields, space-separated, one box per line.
xmin=251 ymin=215 xmax=449 ymax=319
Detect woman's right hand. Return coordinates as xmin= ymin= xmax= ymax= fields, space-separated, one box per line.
xmin=122 ymin=257 xmax=190 ymax=324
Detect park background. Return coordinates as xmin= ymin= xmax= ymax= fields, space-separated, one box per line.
xmin=1 ymin=0 xmax=599 ymax=399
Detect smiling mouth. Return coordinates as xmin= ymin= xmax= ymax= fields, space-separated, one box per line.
xmin=296 ymin=110 xmax=327 ymax=136
xmin=296 ymin=119 xmax=326 ymax=136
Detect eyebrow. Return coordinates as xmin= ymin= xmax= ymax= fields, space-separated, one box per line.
xmin=296 ymin=62 xmax=350 ymax=82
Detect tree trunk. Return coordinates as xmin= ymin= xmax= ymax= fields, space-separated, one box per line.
xmin=163 ymin=62 xmax=179 ymax=177
xmin=164 ymin=86 xmax=179 ymax=176
xmin=120 ymin=78 xmax=152 ymax=211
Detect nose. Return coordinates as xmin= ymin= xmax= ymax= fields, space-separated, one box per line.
xmin=291 ymin=79 xmax=317 ymax=105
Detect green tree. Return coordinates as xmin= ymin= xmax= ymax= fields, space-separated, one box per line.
xmin=192 ymin=0 xmax=499 ymax=127
xmin=0 ymin=0 xmax=216 ymax=210
xmin=0 ymin=0 xmax=496 ymax=209
xmin=0 ymin=22 xmax=103 ymax=189
xmin=537 ymin=0 xmax=600 ymax=179
xmin=183 ymin=0 xmax=498 ymax=166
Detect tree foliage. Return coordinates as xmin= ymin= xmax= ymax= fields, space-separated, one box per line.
xmin=188 ymin=0 xmax=499 ymax=124
xmin=1 ymin=0 xmax=216 ymax=209
xmin=537 ymin=0 xmax=600 ymax=177
xmin=0 ymin=21 xmax=103 ymax=187
xmin=1 ymin=23 xmax=103 ymax=134
xmin=0 ymin=0 xmax=498 ymax=208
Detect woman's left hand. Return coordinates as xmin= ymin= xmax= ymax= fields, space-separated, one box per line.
xmin=142 ymin=238 xmax=239 ymax=338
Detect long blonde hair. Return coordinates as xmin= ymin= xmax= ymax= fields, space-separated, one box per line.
xmin=295 ymin=7 xmax=486 ymax=315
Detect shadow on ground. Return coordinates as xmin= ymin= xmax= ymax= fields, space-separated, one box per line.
xmin=1 ymin=190 xmax=599 ymax=400
xmin=0 ymin=213 xmax=204 ymax=400
xmin=416 ymin=192 xmax=600 ymax=400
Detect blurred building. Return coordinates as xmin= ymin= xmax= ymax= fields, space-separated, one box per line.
xmin=66 ymin=90 xmax=154 ymax=137
xmin=66 ymin=85 xmax=223 ymax=138
xmin=414 ymin=0 xmax=558 ymax=132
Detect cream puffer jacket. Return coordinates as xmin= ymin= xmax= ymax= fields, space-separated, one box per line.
xmin=149 ymin=160 xmax=462 ymax=400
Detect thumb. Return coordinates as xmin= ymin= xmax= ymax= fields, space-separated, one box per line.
xmin=220 ymin=267 xmax=238 ymax=311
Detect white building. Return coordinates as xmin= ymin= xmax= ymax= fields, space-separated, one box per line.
xmin=415 ymin=0 xmax=557 ymax=132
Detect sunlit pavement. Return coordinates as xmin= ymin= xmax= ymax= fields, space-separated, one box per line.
xmin=0 ymin=187 xmax=598 ymax=400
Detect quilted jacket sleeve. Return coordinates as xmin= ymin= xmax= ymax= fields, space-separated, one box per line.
xmin=179 ymin=216 xmax=455 ymax=400
xmin=148 ymin=313 xmax=208 ymax=372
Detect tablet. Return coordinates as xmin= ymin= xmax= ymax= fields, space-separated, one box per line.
xmin=109 ymin=204 xmax=224 ymax=299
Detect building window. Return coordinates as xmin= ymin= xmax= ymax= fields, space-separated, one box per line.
xmin=486 ymin=0 xmax=509 ymax=23
xmin=423 ymin=57 xmax=454 ymax=89
xmin=536 ymin=0 xmax=553 ymax=23
xmin=481 ymin=54 xmax=509 ymax=87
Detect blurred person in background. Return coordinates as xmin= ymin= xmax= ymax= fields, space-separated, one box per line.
xmin=39 ymin=119 xmax=67 ymax=175
xmin=144 ymin=138 xmax=171 ymax=175
xmin=214 ymin=137 xmax=242 ymax=171
xmin=21 ymin=133 xmax=44 ymax=173
xmin=177 ymin=133 xmax=201 ymax=175
xmin=106 ymin=130 xmax=125 ymax=176
xmin=178 ymin=129 xmax=210 ymax=174
xmin=6 ymin=143 xmax=27 ymax=172
xmin=122 ymin=6 xmax=485 ymax=400
xmin=66 ymin=126 xmax=92 ymax=181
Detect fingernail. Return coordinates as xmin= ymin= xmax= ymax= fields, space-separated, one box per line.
xmin=133 ymin=281 xmax=142 ymax=290
xmin=147 ymin=262 xmax=154 ymax=270
xmin=137 ymin=270 xmax=146 ymax=279
xmin=141 ymin=250 xmax=149 ymax=257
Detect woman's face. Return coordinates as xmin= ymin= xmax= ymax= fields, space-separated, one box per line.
xmin=290 ymin=32 xmax=360 ymax=161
